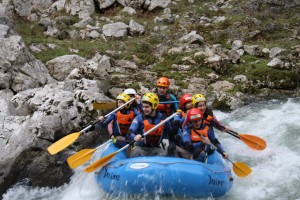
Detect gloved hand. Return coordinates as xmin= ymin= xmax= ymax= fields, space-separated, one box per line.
xmin=192 ymin=148 xmax=202 ymax=160
xmin=167 ymin=142 xmax=176 ymax=155
xmin=183 ymin=142 xmax=193 ymax=152
xmin=174 ymin=134 xmax=182 ymax=145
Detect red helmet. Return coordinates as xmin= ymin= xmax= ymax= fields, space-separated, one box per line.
xmin=187 ymin=108 xmax=203 ymax=122
xmin=156 ymin=77 xmax=170 ymax=88
xmin=179 ymin=94 xmax=192 ymax=109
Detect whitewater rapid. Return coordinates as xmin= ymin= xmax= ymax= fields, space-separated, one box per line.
xmin=3 ymin=98 xmax=300 ymax=200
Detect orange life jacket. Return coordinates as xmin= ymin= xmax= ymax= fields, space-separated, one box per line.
xmin=117 ymin=110 xmax=135 ymax=135
xmin=203 ymin=114 xmax=214 ymax=125
xmin=156 ymin=93 xmax=173 ymax=117
xmin=181 ymin=111 xmax=187 ymax=118
xmin=190 ymin=126 xmax=209 ymax=143
xmin=143 ymin=119 xmax=164 ymax=146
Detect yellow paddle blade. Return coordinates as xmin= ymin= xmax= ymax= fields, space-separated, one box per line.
xmin=67 ymin=148 xmax=97 ymax=169
xmin=47 ymin=132 xmax=81 ymax=155
xmin=93 ymin=102 xmax=116 ymax=110
xmin=84 ymin=151 xmax=119 ymax=173
xmin=232 ymin=161 xmax=252 ymax=177
xmin=239 ymin=134 xmax=267 ymax=151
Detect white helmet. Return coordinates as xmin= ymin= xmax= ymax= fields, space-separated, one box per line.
xmin=124 ymin=88 xmax=137 ymax=95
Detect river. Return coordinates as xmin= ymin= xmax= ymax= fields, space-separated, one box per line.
xmin=3 ymin=98 xmax=300 ymax=200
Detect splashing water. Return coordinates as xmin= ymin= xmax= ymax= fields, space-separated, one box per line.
xmin=3 ymin=98 xmax=300 ymax=200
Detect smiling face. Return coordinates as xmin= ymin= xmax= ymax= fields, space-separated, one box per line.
xmin=196 ymin=101 xmax=206 ymax=113
xmin=142 ymin=102 xmax=153 ymax=115
xmin=117 ymin=100 xmax=125 ymax=108
xmin=191 ymin=119 xmax=202 ymax=129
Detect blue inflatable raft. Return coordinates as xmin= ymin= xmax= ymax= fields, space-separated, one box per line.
xmin=95 ymin=143 xmax=233 ymax=198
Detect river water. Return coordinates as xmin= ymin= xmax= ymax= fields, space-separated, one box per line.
xmin=3 ymin=98 xmax=300 ymax=200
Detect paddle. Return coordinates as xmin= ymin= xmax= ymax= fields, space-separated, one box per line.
xmin=84 ymin=111 xmax=181 ymax=173
xmin=194 ymin=129 xmax=252 ymax=177
xmin=47 ymin=98 xmax=135 ymax=155
xmin=93 ymin=102 xmax=116 ymax=110
xmin=93 ymin=101 xmax=180 ymax=110
xmin=217 ymin=125 xmax=267 ymax=151
xmin=67 ymin=139 xmax=112 ymax=169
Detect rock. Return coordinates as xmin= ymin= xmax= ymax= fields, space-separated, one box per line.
xmin=46 ymin=55 xmax=86 ymax=81
xmin=232 ymin=40 xmax=243 ymax=50
xmin=269 ymin=47 xmax=285 ymax=58
xmin=0 ymin=79 xmax=112 ymax=195
xmin=129 ymin=20 xmax=145 ymax=36
xmin=267 ymin=57 xmax=284 ymax=69
xmin=179 ymin=31 xmax=204 ymax=44
xmin=102 ymin=22 xmax=129 ymax=37
xmin=210 ymin=80 xmax=235 ymax=92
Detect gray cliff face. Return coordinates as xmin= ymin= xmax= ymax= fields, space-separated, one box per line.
xmin=0 ymin=16 xmax=112 ymax=195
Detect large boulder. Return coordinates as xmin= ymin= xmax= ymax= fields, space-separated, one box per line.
xmin=0 ymin=17 xmax=55 ymax=92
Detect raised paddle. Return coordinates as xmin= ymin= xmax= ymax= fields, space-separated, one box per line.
xmin=67 ymin=139 xmax=112 ymax=169
xmin=84 ymin=111 xmax=182 ymax=173
xmin=194 ymin=129 xmax=252 ymax=177
xmin=47 ymin=98 xmax=135 ymax=155
xmin=93 ymin=102 xmax=116 ymax=110
xmin=217 ymin=125 xmax=267 ymax=151
xmin=93 ymin=101 xmax=180 ymax=110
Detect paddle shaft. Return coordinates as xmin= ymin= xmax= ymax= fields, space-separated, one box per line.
xmin=95 ymin=139 xmax=112 ymax=151
xmin=217 ymin=124 xmax=266 ymax=151
xmin=194 ymin=129 xmax=252 ymax=177
xmin=193 ymin=129 xmax=225 ymax=156
xmin=216 ymin=124 xmax=240 ymax=138
xmin=159 ymin=101 xmax=179 ymax=104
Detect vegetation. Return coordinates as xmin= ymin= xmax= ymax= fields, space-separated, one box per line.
xmin=12 ymin=0 xmax=300 ymax=101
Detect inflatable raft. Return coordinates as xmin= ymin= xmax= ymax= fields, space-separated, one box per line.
xmin=95 ymin=143 xmax=233 ymax=198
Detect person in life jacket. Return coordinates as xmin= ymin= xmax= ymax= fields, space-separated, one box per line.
xmin=124 ymin=88 xmax=142 ymax=111
xmin=182 ymin=108 xmax=229 ymax=162
xmin=191 ymin=94 xmax=230 ymax=132
xmin=98 ymin=93 xmax=140 ymax=148
xmin=173 ymin=94 xmax=193 ymax=146
xmin=155 ymin=77 xmax=178 ymax=118
xmin=107 ymin=88 xmax=142 ymax=136
xmin=128 ymin=92 xmax=174 ymax=157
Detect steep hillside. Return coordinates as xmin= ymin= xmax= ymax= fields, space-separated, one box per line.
xmin=12 ymin=0 xmax=300 ymax=108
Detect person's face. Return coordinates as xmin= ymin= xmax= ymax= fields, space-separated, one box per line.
xmin=142 ymin=103 xmax=152 ymax=115
xmin=197 ymin=102 xmax=206 ymax=113
xmin=192 ymin=119 xmax=202 ymax=129
xmin=185 ymin=102 xmax=192 ymax=110
xmin=117 ymin=100 xmax=125 ymax=108
xmin=157 ymin=86 xmax=168 ymax=95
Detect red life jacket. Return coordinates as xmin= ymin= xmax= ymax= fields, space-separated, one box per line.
xmin=190 ymin=126 xmax=209 ymax=143
xmin=143 ymin=119 xmax=164 ymax=146
xmin=156 ymin=93 xmax=172 ymax=117
xmin=116 ymin=110 xmax=135 ymax=135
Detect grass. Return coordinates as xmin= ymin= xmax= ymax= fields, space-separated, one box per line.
xmin=12 ymin=0 xmax=300 ymax=101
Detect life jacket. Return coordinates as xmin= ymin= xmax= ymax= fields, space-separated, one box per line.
xmin=156 ymin=93 xmax=173 ymax=117
xmin=190 ymin=126 xmax=209 ymax=143
xmin=181 ymin=111 xmax=187 ymax=118
xmin=116 ymin=110 xmax=135 ymax=135
xmin=143 ymin=118 xmax=164 ymax=146
xmin=203 ymin=114 xmax=214 ymax=126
